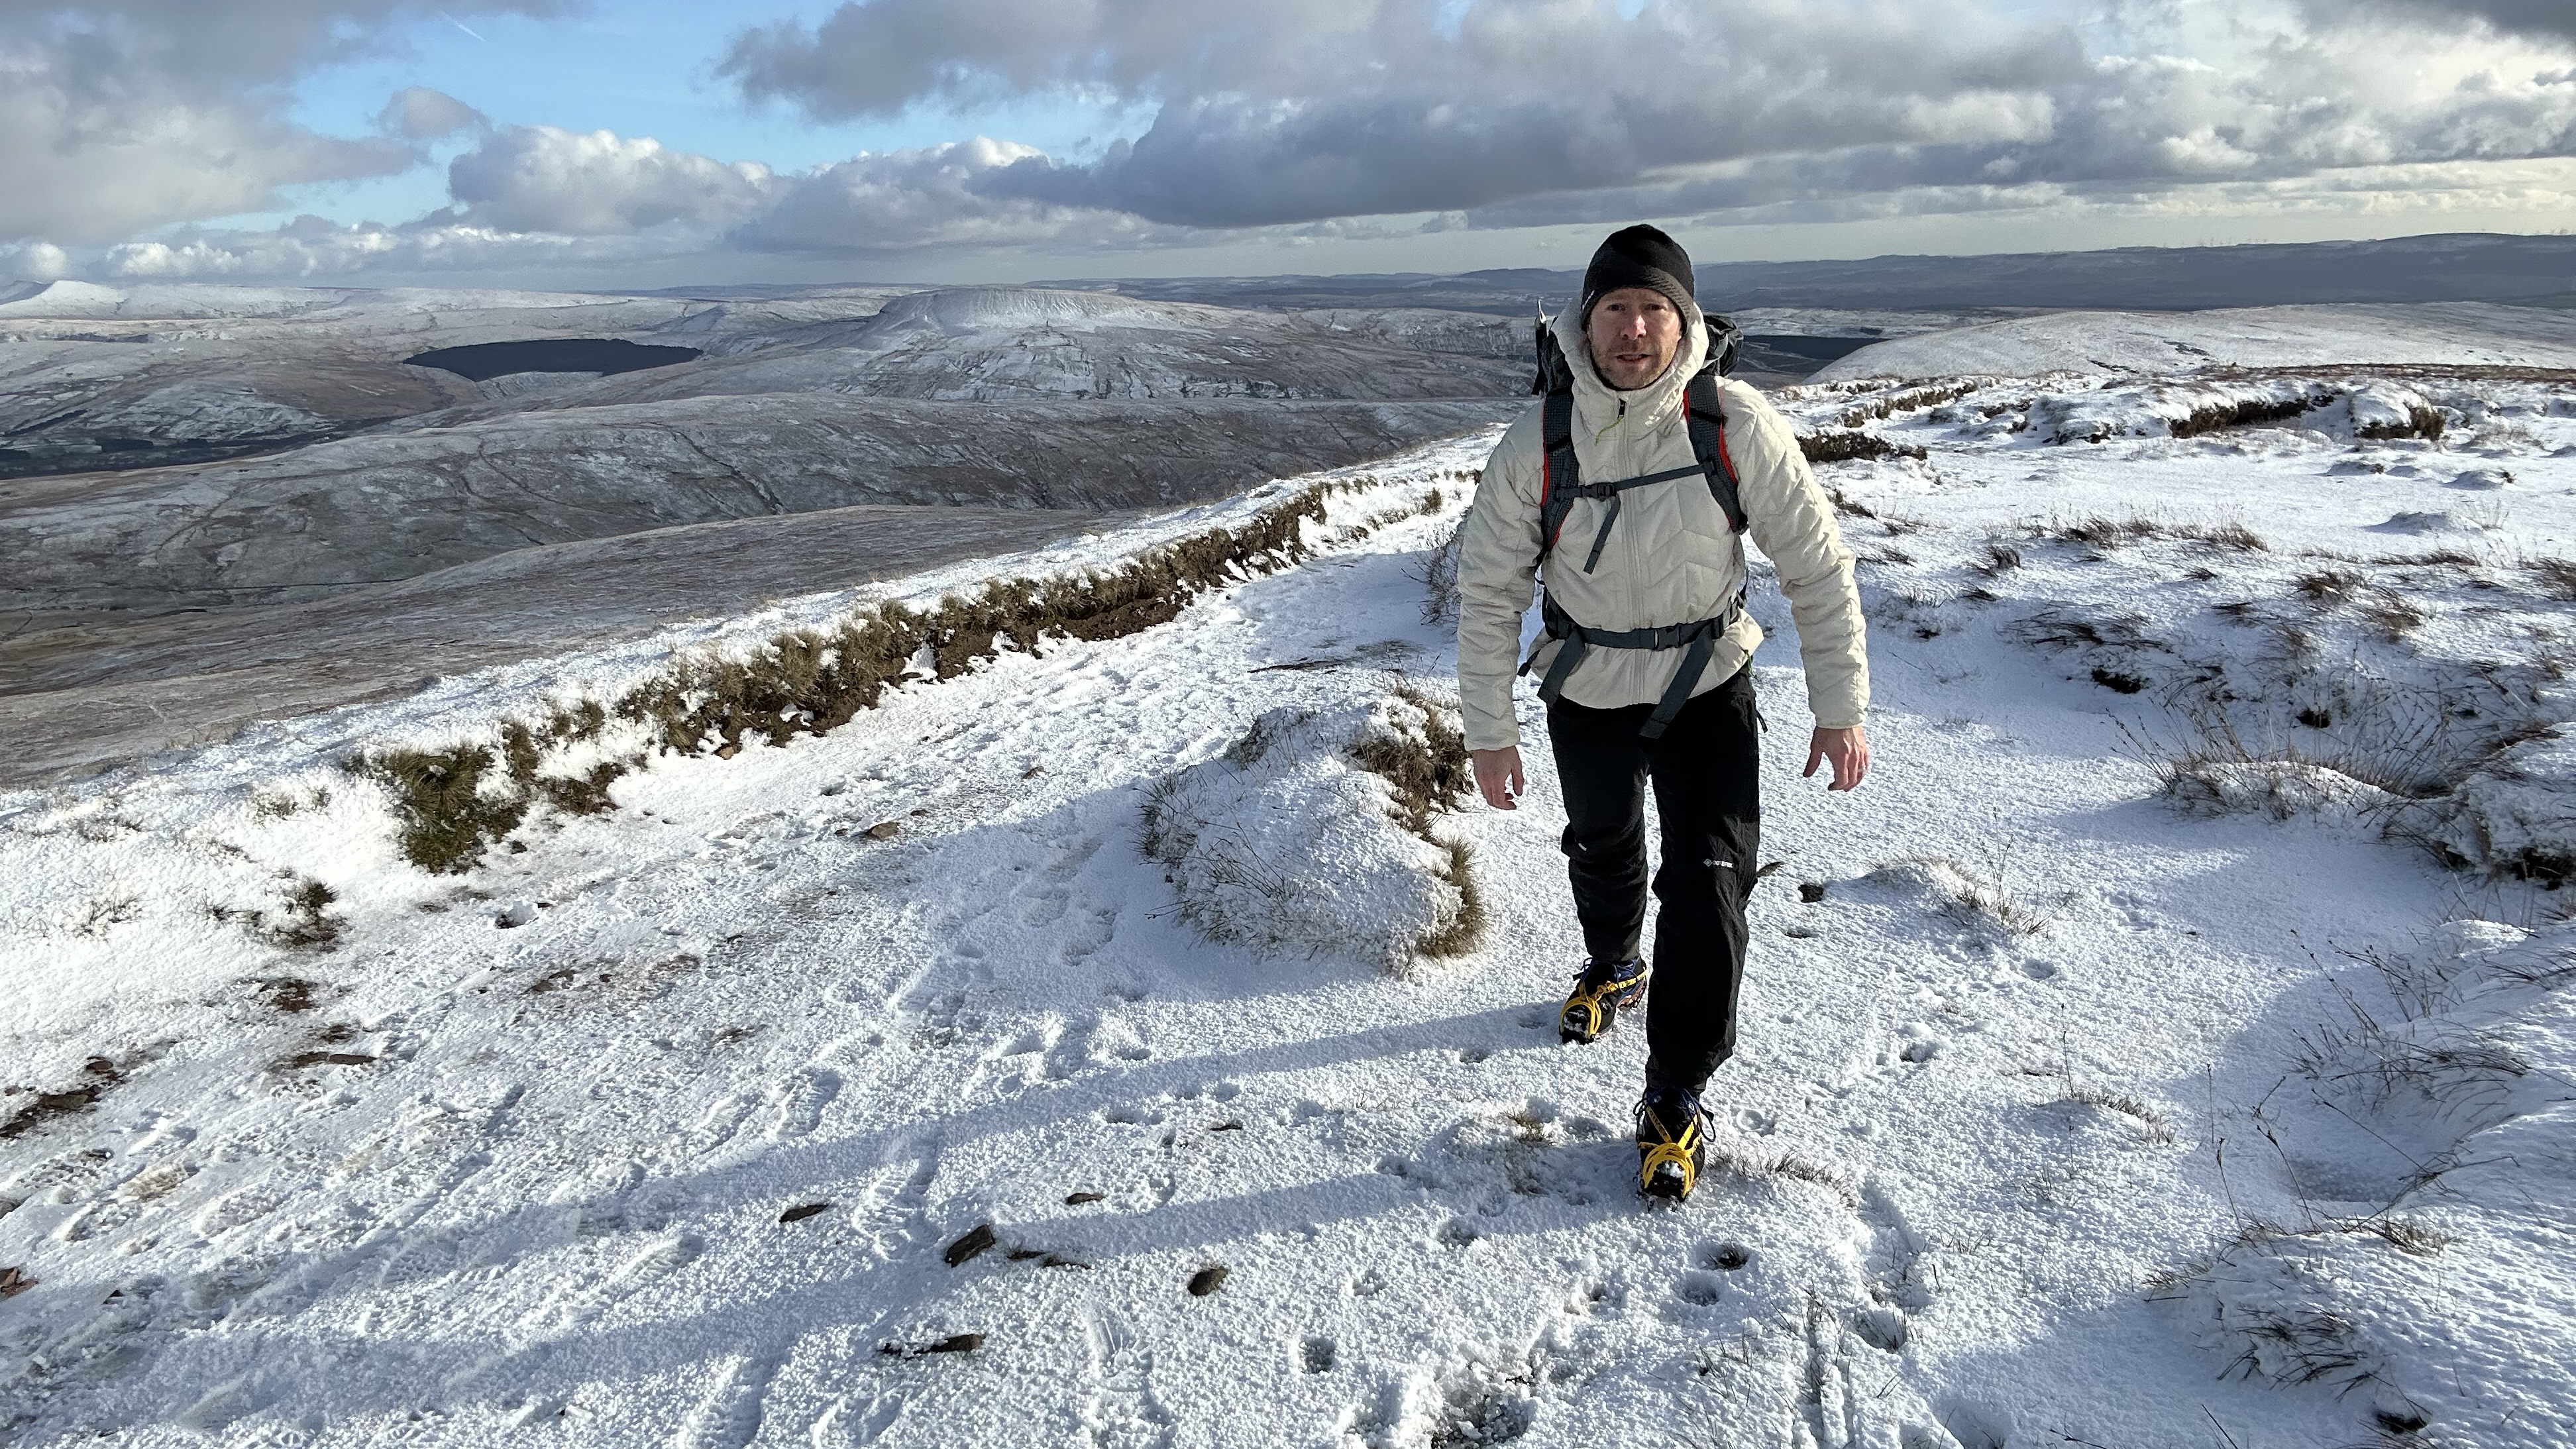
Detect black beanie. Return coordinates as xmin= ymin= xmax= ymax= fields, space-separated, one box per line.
xmin=1580 ymin=224 xmax=1696 ymax=330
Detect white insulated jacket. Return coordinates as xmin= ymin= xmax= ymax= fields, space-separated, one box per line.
xmin=1453 ymin=303 xmax=1869 ymax=752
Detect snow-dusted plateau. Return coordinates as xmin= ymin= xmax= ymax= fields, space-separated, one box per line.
xmin=2 ymin=278 xmax=2573 ymax=1448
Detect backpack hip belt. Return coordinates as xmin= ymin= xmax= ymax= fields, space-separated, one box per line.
xmin=1518 ymin=590 xmax=1744 ymax=741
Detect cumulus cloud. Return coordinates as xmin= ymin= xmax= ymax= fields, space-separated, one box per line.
xmin=448 ymin=126 xmax=780 ymax=234
xmin=0 ymin=2 xmax=564 ymax=242
xmin=1 ymin=241 xmax=72 ymax=281
xmin=379 ymin=86 xmax=487 ymax=140
xmin=733 ymin=138 xmax=1183 ymax=253
xmin=722 ymin=0 xmax=2576 ymax=233
xmin=19 ymin=215 xmax=701 ymax=282
xmin=429 ymin=125 xmax=1197 ymax=256
xmin=12 ymin=129 xmax=1196 ymax=282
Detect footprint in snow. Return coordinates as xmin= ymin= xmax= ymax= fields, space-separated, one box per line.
xmin=678 ymin=1091 xmax=762 ymax=1161
xmin=1055 ymin=905 xmax=1120 ymax=964
xmin=1674 ymin=1270 xmax=1725 ymax=1307
xmin=812 ymin=1392 xmax=906 ymax=1445
xmin=541 ymin=1231 xmax=702 ymax=1332
xmin=850 ymin=1155 xmax=938 ymax=1263
xmin=769 ymin=1067 xmax=842 ymax=1140
xmin=1087 ymin=1018 xmax=1153 ymax=1065
xmin=1020 ymin=886 xmax=1071 ymax=928
xmin=195 ymin=1183 xmax=287 ymax=1238
xmin=1083 ymin=1309 xmax=1178 ymax=1449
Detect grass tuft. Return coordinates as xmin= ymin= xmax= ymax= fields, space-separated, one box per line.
xmin=358 ymin=482 xmax=1352 ymax=875
xmin=1798 ymin=430 xmax=1927 ymax=465
xmin=1972 ymin=540 xmax=2023 ymax=577
xmin=2167 ymin=394 xmax=2324 ymax=438
xmin=1348 ymin=682 xmax=1473 ymax=837
xmin=1414 ymin=837 xmax=1488 ymax=960
xmin=1833 ymin=380 xmax=1982 ymax=428
xmin=368 ymin=746 xmax=529 ymax=876
xmin=2357 ymin=404 xmax=2447 ymax=442
xmin=2527 ymin=557 xmax=2576 ymax=602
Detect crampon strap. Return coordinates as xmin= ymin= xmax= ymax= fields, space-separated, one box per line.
xmin=1636 ymin=1097 xmax=1705 ymax=1197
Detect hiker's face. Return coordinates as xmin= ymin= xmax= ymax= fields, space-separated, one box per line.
xmin=1585 ymin=288 xmax=1683 ymax=391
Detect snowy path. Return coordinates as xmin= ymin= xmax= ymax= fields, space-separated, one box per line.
xmin=3 ymin=392 xmax=2573 ymax=1446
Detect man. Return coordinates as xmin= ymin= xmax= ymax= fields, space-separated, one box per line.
xmin=1453 ymin=224 xmax=1870 ymax=1202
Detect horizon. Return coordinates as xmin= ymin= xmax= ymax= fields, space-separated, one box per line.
xmin=10 ymin=227 xmax=2575 ymax=301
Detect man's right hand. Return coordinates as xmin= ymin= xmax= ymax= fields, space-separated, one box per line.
xmin=1471 ymin=746 xmax=1525 ymax=810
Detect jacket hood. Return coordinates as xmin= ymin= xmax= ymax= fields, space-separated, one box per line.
xmin=1548 ymin=292 xmax=1709 ymax=432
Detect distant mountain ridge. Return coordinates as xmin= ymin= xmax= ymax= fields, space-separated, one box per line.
xmin=1037 ymin=232 xmax=2576 ymax=315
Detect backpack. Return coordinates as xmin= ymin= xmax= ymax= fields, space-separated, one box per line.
xmin=1529 ymin=308 xmax=1748 ymax=576
xmin=1514 ymin=307 xmax=1752 ymax=740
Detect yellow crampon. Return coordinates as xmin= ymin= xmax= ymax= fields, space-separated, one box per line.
xmin=1558 ymin=979 xmax=1622 ymax=1043
xmin=1558 ymin=959 xmax=1645 ymax=1044
xmin=1637 ymin=1101 xmax=1704 ymax=1201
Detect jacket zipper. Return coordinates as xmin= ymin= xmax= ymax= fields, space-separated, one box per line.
xmin=1592 ymin=398 xmax=1623 ymax=446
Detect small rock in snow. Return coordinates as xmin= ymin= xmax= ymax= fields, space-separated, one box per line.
xmin=1187 ymin=1266 xmax=1230 ymax=1297
xmin=864 ymin=821 xmax=900 ymax=840
xmin=1065 ymin=1191 xmax=1105 ymax=1205
xmin=879 ymin=1333 xmax=983 ymax=1358
xmin=1798 ymin=882 xmax=1827 ymax=904
xmin=494 ymin=902 xmax=536 ymax=929
xmin=943 ymin=1224 xmax=996 ymax=1266
xmin=779 ymin=1202 xmax=831 ymax=1224
xmin=0 ymin=1265 xmax=33 ymax=1298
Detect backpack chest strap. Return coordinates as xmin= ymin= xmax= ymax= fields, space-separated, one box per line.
xmin=1562 ymin=463 xmax=1713 ymax=573
xmin=1538 ymin=370 xmax=1748 ymax=578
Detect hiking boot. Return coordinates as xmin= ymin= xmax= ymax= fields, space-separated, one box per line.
xmin=1558 ymin=956 xmax=1647 ymax=1045
xmin=1635 ymin=1085 xmax=1708 ymax=1201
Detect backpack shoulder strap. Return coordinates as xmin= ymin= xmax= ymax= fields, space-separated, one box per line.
xmin=1536 ymin=388 xmax=1581 ymax=563
xmin=1684 ymin=367 xmax=1748 ymax=535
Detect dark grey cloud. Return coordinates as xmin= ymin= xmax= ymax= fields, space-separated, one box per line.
xmin=2355 ymin=0 xmax=2576 ymax=38
xmin=720 ymin=1 xmax=1363 ymax=120
xmin=0 ymin=2 xmax=566 ymax=242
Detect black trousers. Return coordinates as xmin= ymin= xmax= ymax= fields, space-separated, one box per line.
xmin=1546 ymin=665 xmax=1760 ymax=1095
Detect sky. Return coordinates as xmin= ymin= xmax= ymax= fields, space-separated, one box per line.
xmin=1 ymin=0 xmax=2571 ymax=290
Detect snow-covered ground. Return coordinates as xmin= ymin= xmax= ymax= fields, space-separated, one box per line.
xmin=4 ymin=350 xmax=2575 ymax=1448
xmin=1815 ymin=303 xmax=2576 ymax=382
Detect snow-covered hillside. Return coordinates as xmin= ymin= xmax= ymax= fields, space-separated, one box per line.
xmin=4 ymin=350 xmax=2573 ymax=1446
xmin=0 ymin=282 xmax=1529 ymax=792
xmin=1815 ymin=303 xmax=2576 ymax=382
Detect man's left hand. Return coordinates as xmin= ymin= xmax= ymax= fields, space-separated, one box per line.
xmin=1803 ymin=725 xmax=1870 ymax=792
